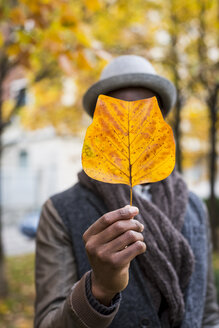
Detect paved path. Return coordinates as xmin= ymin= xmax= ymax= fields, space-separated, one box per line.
xmin=3 ymin=226 xmax=35 ymax=256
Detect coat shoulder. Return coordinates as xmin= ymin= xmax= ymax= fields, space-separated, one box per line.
xmin=50 ymin=182 xmax=107 ymax=228
xmin=51 ymin=182 xmax=89 ymax=204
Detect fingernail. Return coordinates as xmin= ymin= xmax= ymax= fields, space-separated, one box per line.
xmin=129 ymin=206 xmax=139 ymax=215
xmin=140 ymin=224 xmax=144 ymax=231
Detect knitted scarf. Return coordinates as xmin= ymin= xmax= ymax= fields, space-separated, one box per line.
xmin=78 ymin=169 xmax=195 ymax=327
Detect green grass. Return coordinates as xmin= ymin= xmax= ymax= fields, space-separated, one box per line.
xmin=213 ymin=252 xmax=219 ymax=302
xmin=0 ymin=252 xmax=219 ymax=327
xmin=0 ymin=254 xmax=35 ymax=328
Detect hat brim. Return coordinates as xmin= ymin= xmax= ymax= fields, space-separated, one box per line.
xmin=83 ymin=73 xmax=176 ymax=117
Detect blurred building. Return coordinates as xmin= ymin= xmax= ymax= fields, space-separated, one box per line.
xmin=184 ymin=165 xmax=219 ymax=199
xmin=1 ymin=66 xmax=85 ymax=228
xmin=2 ymin=119 xmax=83 ymax=226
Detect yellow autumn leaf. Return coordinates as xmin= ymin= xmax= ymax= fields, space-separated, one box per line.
xmin=0 ymin=33 xmax=4 ymax=47
xmin=6 ymin=43 xmax=21 ymax=56
xmin=2 ymin=99 xmax=15 ymax=121
xmin=84 ymin=0 xmax=101 ymax=12
xmin=74 ymin=24 xmax=92 ymax=47
xmin=76 ymin=50 xmax=92 ymax=70
xmin=9 ymin=7 xmax=25 ymax=25
xmin=82 ymin=95 xmax=175 ymax=204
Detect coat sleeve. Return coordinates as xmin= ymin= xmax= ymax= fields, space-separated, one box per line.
xmin=34 ymin=199 xmax=120 ymax=328
xmin=202 ymin=204 xmax=219 ymax=328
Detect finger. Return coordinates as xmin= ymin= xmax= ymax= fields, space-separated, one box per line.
xmin=113 ymin=241 xmax=147 ymax=267
xmin=95 ymin=220 xmax=144 ymax=245
xmin=104 ymin=230 xmax=144 ymax=253
xmin=83 ymin=205 xmax=139 ymax=242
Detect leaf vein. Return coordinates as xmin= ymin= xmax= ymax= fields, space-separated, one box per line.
xmin=132 ymin=143 xmax=172 ymax=178
xmin=133 ymin=154 xmax=173 ymax=184
xmin=100 ymin=152 xmax=129 ymax=179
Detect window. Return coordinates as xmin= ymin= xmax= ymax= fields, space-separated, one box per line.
xmin=19 ymin=150 xmax=28 ymax=167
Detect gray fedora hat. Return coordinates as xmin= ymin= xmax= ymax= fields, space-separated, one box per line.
xmin=83 ymin=55 xmax=177 ymax=117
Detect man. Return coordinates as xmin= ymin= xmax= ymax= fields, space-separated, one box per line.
xmin=34 ymin=55 xmax=219 ymax=328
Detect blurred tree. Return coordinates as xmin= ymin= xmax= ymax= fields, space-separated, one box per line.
xmin=0 ymin=0 xmax=106 ymax=133
xmin=143 ymin=0 xmax=207 ymax=173
xmin=11 ymin=0 xmax=158 ymax=132
xmin=0 ymin=0 xmax=160 ymax=298
xmin=163 ymin=0 xmax=205 ymax=173
xmin=185 ymin=0 xmax=219 ymax=248
xmin=198 ymin=0 xmax=219 ymax=249
xmin=181 ymin=99 xmax=209 ymax=172
xmin=0 ymin=0 xmax=107 ymax=297
xmin=91 ymin=0 xmax=204 ymax=174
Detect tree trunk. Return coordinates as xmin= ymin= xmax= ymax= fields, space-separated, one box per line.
xmin=208 ymin=85 xmax=219 ymax=251
xmin=168 ymin=8 xmax=183 ymax=173
xmin=0 ymin=153 xmax=8 ymax=297
xmin=0 ymin=74 xmax=8 ymax=297
xmin=174 ymin=94 xmax=182 ymax=173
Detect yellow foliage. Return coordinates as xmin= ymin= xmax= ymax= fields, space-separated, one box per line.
xmin=60 ymin=9 xmax=77 ymax=27
xmin=2 ymin=99 xmax=16 ymax=122
xmin=0 ymin=302 xmax=9 ymax=315
xmin=75 ymin=50 xmax=93 ymax=70
xmin=9 ymin=7 xmax=25 ymax=25
xmin=181 ymin=98 xmax=210 ymax=170
xmin=20 ymin=79 xmax=83 ymax=134
xmin=6 ymin=43 xmax=21 ymax=56
xmin=74 ymin=24 xmax=92 ymax=47
xmin=84 ymin=0 xmax=102 ymax=12
xmin=0 ymin=32 xmax=4 ymax=47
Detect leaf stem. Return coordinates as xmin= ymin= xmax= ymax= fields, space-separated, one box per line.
xmin=130 ymin=185 xmax=132 ymax=206
xmin=128 ymin=101 xmax=133 ymax=206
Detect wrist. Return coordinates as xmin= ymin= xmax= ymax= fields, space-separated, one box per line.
xmin=91 ymin=272 xmax=116 ymax=306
